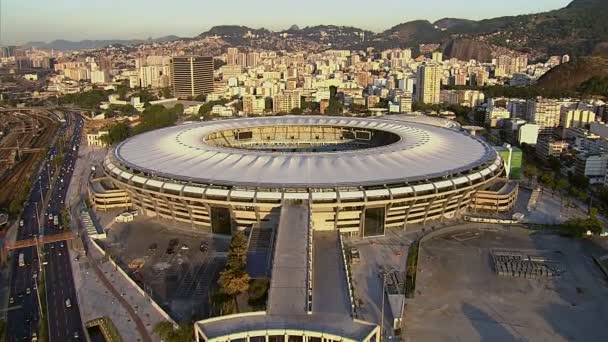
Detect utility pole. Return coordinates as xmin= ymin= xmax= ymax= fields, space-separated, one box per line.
xmin=33 ymin=273 xmax=43 ymax=318
xmin=381 ymin=272 xmax=387 ymax=341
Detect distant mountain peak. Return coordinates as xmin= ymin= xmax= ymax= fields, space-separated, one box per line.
xmin=567 ymin=0 xmax=607 ymax=8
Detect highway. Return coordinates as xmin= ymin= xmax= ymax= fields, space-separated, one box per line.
xmin=43 ymin=113 xmax=85 ymax=342
xmin=6 ymin=112 xmax=85 ymax=341
xmin=6 ymin=115 xmax=66 ymax=341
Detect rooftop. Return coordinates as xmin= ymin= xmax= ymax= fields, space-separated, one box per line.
xmin=113 ymin=116 xmax=496 ymax=188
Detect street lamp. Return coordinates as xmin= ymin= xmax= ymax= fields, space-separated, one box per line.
xmin=33 ymin=274 xmax=43 ymax=318
xmin=381 ymin=272 xmax=387 ymax=341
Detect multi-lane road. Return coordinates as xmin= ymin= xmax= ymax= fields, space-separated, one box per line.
xmin=42 ymin=114 xmax=85 ymax=342
xmin=6 ymin=112 xmax=85 ymax=341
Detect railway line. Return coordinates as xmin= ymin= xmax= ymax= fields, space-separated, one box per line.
xmin=0 ymin=110 xmax=60 ymax=209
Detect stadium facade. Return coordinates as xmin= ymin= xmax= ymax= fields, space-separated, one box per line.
xmin=91 ymin=115 xmax=516 ymax=238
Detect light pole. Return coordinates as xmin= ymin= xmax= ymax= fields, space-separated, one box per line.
xmin=381 ymin=272 xmax=387 ymax=341
xmin=33 ymin=273 xmax=43 ymax=318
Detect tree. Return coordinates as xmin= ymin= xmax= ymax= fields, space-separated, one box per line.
xmin=301 ymin=100 xmax=320 ymax=113
xmin=132 ymin=105 xmax=178 ymax=135
xmin=290 ymin=107 xmax=303 ymax=115
xmin=216 ymin=231 xmax=251 ymax=310
xmin=101 ymin=122 xmax=130 ymax=146
xmin=60 ymin=208 xmax=70 ymax=229
xmin=226 ymin=231 xmax=248 ymax=270
xmin=329 ymin=85 xmax=338 ymax=99
xmin=172 ymin=103 xmax=184 ymax=116
xmin=523 ymin=164 xmax=538 ymax=180
xmin=539 ymin=172 xmax=555 ymax=189
xmin=161 ymin=87 xmax=172 ymax=99
xmin=217 ymin=269 xmax=250 ymax=296
xmin=264 ymin=97 xmax=273 ymax=112
xmin=131 ymin=88 xmax=157 ymax=103
xmin=555 ymin=178 xmax=569 ymax=193
xmin=153 ymin=322 xmax=193 ymax=342
xmin=325 ymin=99 xmax=343 ymax=115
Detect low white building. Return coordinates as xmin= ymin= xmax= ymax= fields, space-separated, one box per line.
xmin=518 ymin=124 xmax=540 ymax=145
xmin=87 ymin=130 xmax=108 ymax=147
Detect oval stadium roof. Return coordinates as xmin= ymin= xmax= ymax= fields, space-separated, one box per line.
xmin=113 ymin=116 xmax=496 ymax=188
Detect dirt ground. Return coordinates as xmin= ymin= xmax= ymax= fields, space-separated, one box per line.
xmin=405 ymin=227 xmax=608 ymax=342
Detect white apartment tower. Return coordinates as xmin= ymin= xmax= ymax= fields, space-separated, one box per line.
xmin=416 ymin=64 xmax=441 ymax=104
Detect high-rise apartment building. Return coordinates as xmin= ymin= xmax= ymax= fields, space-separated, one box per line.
xmin=272 ymin=91 xmax=301 ymax=113
xmin=227 ymin=48 xmax=239 ymax=65
xmin=527 ymin=97 xmax=561 ymax=136
xmin=247 ymin=52 xmax=260 ymax=68
xmin=560 ymin=109 xmax=596 ymax=129
xmin=400 ymin=93 xmax=413 ymax=113
xmin=242 ymin=95 xmax=266 ymax=115
xmin=416 ymin=64 xmax=441 ymax=104
xmin=171 ymin=56 xmax=214 ymax=99
xmin=431 ymin=51 xmax=443 ymax=63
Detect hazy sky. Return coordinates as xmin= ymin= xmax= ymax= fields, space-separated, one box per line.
xmin=1 ymin=0 xmax=572 ymax=44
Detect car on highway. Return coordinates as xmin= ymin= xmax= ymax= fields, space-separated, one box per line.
xmin=19 ymin=220 xmax=24 ymax=227
xmin=9 ymin=297 xmax=13 ymax=304
xmin=65 ymin=299 xmax=71 ymax=308
xmin=26 ymin=288 xmax=31 ymax=295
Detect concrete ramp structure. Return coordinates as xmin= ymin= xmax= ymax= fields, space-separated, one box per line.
xmin=195 ymin=201 xmax=379 ymax=342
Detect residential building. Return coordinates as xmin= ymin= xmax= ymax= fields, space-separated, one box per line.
xmin=416 ymin=63 xmax=441 ymax=104
xmin=575 ymin=154 xmax=608 ymax=184
xmin=242 ymin=95 xmax=266 ymax=115
xmin=518 ymin=124 xmax=540 ymax=145
xmin=590 ymin=122 xmax=608 ymax=139
xmin=273 ymin=91 xmax=301 ymax=113
xmin=87 ymin=131 xmax=108 ymax=147
xmin=399 ymin=93 xmax=413 ymax=113
xmin=560 ymin=109 xmax=596 ymax=129
xmin=486 ymin=107 xmax=510 ymax=128
xmin=536 ymin=138 xmax=568 ymax=161
xmin=90 ymin=70 xmax=109 ymax=84
xmin=527 ymin=97 xmax=561 ymax=136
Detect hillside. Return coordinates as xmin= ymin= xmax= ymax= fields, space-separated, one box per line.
xmin=536 ymin=56 xmax=608 ymax=90
xmin=23 ymin=36 xmax=179 ymax=50
xmin=441 ymin=39 xmax=493 ymax=62
xmin=27 ymin=0 xmax=608 ymax=57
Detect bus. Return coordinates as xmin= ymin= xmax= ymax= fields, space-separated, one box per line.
xmin=18 ymin=253 xmax=25 ymax=267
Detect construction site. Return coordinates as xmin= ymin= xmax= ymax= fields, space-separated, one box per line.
xmin=0 ymin=109 xmax=61 ymax=213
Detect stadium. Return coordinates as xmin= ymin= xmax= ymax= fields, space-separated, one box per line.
xmin=93 ymin=115 xmax=514 ymax=238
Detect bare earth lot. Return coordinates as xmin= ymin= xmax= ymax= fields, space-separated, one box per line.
xmin=405 ymin=227 xmax=608 ymax=342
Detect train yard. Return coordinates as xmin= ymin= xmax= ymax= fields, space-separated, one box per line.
xmin=0 ymin=109 xmax=60 ymax=211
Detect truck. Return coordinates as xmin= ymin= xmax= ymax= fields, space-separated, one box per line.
xmin=53 ymin=215 xmax=59 ymax=226
xmin=18 ymin=253 xmax=25 ymax=267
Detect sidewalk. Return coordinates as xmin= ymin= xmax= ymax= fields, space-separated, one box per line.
xmin=66 ymin=144 xmax=164 ymax=341
xmin=70 ymin=248 xmax=146 ymax=342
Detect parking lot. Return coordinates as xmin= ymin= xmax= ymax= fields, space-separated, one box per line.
xmin=103 ymin=218 xmax=229 ymax=321
xmin=346 ymin=228 xmax=414 ymax=335
xmin=405 ymin=226 xmax=608 ymax=342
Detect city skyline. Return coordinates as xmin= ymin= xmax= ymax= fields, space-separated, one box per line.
xmin=1 ymin=0 xmax=571 ymax=45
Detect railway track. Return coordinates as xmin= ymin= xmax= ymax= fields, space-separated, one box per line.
xmin=0 ymin=110 xmax=60 ymax=209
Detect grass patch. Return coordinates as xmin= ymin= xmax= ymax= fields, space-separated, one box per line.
xmin=405 ymin=239 xmax=420 ymax=298
xmin=37 ymin=269 xmax=49 ymax=342
xmin=86 ymin=317 xmax=122 ymax=342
